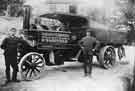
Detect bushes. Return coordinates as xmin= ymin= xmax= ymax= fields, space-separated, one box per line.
xmin=0 ymin=0 xmax=24 ymax=17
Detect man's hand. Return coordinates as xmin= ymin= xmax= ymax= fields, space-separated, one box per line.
xmin=81 ymin=46 xmax=85 ymax=50
xmin=92 ymin=49 xmax=95 ymax=52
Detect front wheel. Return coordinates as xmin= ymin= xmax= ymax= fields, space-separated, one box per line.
xmin=19 ymin=52 xmax=45 ymax=81
xmin=98 ymin=46 xmax=116 ymax=69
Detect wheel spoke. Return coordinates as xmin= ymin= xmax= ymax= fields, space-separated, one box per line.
xmin=36 ymin=64 xmax=44 ymax=68
xmin=35 ymin=67 xmax=40 ymax=73
xmin=27 ymin=55 xmax=32 ymax=61
xmin=36 ymin=60 xmax=43 ymax=65
xmin=34 ymin=57 xmax=41 ymax=63
xmin=104 ymin=59 xmax=109 ymax=64
xmin=104 ymin=60 xmax=111 ymax=67
xmin=25 ymin=60 xmax=32 ymax=65
xmin=34 ymin=58 xmax=40 ymax=63
xmin=33 ymin=69 xmax=37 ymax=76
xmin=32 ymin=55 xmax=35 ymax=60
xmin=25 ymin=68 xmax=30 ymax=77
xmin=29 ymin=69 xmax=33 ymax=78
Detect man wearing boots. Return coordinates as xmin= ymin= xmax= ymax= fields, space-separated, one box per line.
xmin=79 ymin=30 xmax=99 ymax=77
xmin=1 ymin=28 xmax=20 ymax=84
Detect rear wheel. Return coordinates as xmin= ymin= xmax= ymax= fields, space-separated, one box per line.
xmin=19 ymin=52 xmax=45 ymax=81
xmin=98 ymin=46 xmax=116 ymax=69
xmin=117 ymin=46 xmax=125 ymax=60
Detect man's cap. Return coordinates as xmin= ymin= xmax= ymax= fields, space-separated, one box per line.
xmin=9 ymin=28 xmax=17 ymax=32
xmin=86 ymin=29 xmax=92 ymax=32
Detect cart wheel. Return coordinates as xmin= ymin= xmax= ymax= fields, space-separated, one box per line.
xmin=19 ymin=52 xmax=45 ymax=81
xmin=117 ymin=46 xmax=125 ymax=60
xmin=99 ymin=46 xmax=116 ymax=69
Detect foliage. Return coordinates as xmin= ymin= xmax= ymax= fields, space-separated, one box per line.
xmin=0 ymin=0 xmax=7 ymax=10
xmin=0 ymin=0 xmax=24 ymax=16
xmin=120 ymin=0 xmax=135 ymax=31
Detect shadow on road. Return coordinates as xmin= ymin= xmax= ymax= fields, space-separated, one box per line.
xmin=51 ymin=62 xmax=103 ymax=72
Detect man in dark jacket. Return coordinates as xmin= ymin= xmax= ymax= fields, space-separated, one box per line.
xmin=1 ymin=28 xmax=22 ymax=83
xmin=79 ymin=30 xmax=99 ymax=77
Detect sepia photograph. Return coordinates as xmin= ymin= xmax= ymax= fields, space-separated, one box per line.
xmin=0 ymin=0 xmax=135 ymax=91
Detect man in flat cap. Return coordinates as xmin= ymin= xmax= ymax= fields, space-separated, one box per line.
xmin=79 ymin=30 xmax=99 ymax=77
xmin=1 ymin=28 xmax=21 ymax=84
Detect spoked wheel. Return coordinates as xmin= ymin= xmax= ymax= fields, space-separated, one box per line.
xmin=19 ymin=52 xmax=45 ymax=81
xmin=117 ymin=46 xmax=125 ymax=60
xmin=99 ymin=46 xmax=116 ymax=69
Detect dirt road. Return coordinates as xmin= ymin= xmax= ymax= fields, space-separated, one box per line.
xmin=0 ymin=46 xmax=134 ymax=91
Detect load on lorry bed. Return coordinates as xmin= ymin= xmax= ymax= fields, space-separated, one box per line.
xmin=90 ymin=21 xmax=128 ymax=45
xmin=40 ymin=13 xmax=128 ymax=45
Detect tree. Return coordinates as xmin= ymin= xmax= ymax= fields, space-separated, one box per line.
xmin=119 ymin=0 xmax=135 ymax=42
xmin=119 ymin=0 xmax=135 ymax=30
xmin=0 ymin=0 xmax=24 ymax=16
xmin=0 ymin=0 xmax=8 ymax=10
xmin=7 ymin=0 xmax=25 ymax=17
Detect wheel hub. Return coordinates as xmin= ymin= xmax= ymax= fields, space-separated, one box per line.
xmin=30 ymin=63 xmax=37 ymax=69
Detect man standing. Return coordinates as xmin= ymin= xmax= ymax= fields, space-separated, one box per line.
xmin=1 ymin=28 xmax=21 ymax=84
xmin=79 ymin=30 xmax=99 ymax=77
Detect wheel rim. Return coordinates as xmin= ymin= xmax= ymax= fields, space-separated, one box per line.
xmin=21 ymin=53 xmax=45 ymax=80
xmin=103 ymin=47 xmax=116 ymax=68
xmin=118 ymin=47 xmax=125 ymax=60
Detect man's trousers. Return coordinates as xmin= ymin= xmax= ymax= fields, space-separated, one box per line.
xmin=4 ymin=55 xmax=18 ymax=81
